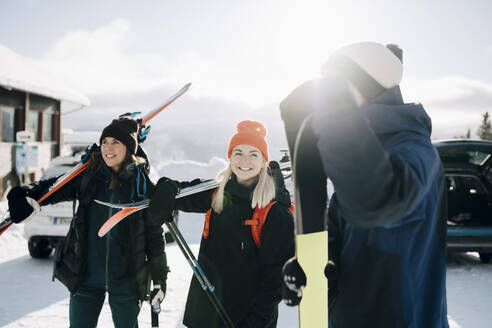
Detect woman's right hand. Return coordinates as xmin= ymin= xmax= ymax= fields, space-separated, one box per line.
xmin=7 ymin=186 xmax=40 ymax=223
xmin=148 ymin=178 xmax=179 ymax=223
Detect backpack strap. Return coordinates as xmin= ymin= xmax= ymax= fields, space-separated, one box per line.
xmin=203 ymin=189 xmax=219 ymax=239
xmin=244 ymin=201 xmax=278 ymax=248
xmin=79 ymin=171 xmax=93 ymax=197
xmin=245 ymin=201 xmax=295 ymax=248
xmin=76 ymin=170 xmax=94 ymax=207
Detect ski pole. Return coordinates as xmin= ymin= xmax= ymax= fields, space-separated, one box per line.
xmin=164 ymin=221 xmax=235 ymax=328
xmin=151 ymin=307 xmax=159 ymax=328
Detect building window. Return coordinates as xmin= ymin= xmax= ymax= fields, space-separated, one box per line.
xmin=43 ymin=113 xmax=53 ymax=141
xmin=28 ymin=110 xmax=39 ymax=141
xmin=1 ymin=106 xmax=15 ymax=142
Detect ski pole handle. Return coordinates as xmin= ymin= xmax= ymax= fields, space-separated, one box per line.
xmin=152 ymin=302 xmax=161 ymax=314
xmin=151 ymin=310 xmax=159 ymax=328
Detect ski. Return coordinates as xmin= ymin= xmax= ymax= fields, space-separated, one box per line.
xmin=0 ymin=83 xmax=192 ymax=237
xmin=0 ymin=160 xmax=91 ymax=235
xmin=141 ymin=83 xmax=191 ymax=125
xmin=96 ymin=179 xmax=219 ymax=237
xmin=95 ymin=179 xmax=219 ymax=209
xmin=0 ymin=218 xmax=13 ymax=235
xmin=291 ymin=114 xmax=329 ymax=327
xmin=95 ymin=161 xmax=292 ymax=237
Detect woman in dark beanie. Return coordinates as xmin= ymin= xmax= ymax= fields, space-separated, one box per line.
xmin=7 ymin=116 xmax=170 ymax=328
xmin=149 ymin=120 xmax=295 ymax=327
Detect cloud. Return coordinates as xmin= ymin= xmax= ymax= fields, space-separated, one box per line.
xmin=40 ymin=19 xmax=179 ymax=95
xmin=33 ymin=19 xmax=310 ymax=110
xmin=402 ymin=75 xmax=492 ymax=139
xmin=27 ymin=19 xmax=492 ymax=152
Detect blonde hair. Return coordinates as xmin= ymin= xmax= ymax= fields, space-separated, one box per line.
xmin=211 ymin=161 xmax=275 ymax=214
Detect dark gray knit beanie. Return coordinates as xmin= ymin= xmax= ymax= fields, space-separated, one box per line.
xmin=99 ymin=117 xmax=138 ymax=154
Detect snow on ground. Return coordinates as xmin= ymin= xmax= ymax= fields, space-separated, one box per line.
xmin=0 ymin=205 xmax=297 ymax=328
xmin=1 ymin=202 xmax=491 ymax=327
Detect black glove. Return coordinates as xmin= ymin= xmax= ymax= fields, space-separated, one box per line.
xmin=149 ymin=178 xmax=179 ymax=223
xmin=280 ymin=79 xmax=318 ymax=157
xmin=279 ymin=76 xmax=355 ymax=159
xmin=282 ymin=257 xmax=307 ymax=306
xmin=7 ymin=186 xmax=40 ymax=223
xmin=324 ymin=260 xmax=337 ymax=281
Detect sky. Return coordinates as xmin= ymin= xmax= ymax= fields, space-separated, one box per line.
xmin=2 ymin=0 xmax=492 ymax=165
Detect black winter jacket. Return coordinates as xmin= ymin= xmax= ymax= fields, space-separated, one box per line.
xmin=176 ymin=176 xmax=295 ymax=328
xmin=23 ymin=163 xmax=167 ymax=302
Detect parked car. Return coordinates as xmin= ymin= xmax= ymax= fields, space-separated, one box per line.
xmin=434 ymin=139 xmax=492 ymax=263
xmin=23 ymin=152 xmax=175 ymax=259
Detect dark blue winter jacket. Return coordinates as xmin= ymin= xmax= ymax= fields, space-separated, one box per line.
xmin=312 ymin=87 xmax=449 ymax=328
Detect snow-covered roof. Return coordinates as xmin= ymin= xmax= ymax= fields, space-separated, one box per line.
xmin=0 ymin=43 xmax=90 ymax=106
xmin=62 ymin=129 xmax=99 ymax=145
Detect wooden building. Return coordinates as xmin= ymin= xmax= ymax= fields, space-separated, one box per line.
xmin=0 ymin=44 xmax=90 ymax=199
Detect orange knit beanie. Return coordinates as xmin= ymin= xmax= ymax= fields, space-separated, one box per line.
xmin=227 ymin=120 xmax=269 ymax=161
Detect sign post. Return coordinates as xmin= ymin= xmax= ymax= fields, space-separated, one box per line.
xmin=15 ymin=131 xmax=38 ymax=183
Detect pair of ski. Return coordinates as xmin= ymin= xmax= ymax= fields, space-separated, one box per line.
xmin=0 ymin=83 xmax=192 ymax=237
xmin=290 ymin=115 xmax=329 ymax=328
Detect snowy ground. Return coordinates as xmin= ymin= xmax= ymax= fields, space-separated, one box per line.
xmin=1 ymin=204 xmax=491 ymax=327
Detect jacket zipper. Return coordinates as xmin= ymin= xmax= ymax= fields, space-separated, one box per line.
xmin=105 ymin=192 xmax=114 ymax=291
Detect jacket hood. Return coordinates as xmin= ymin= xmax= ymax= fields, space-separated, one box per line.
xmin=228 ymin=173 xmax=292 ymax=208
xmin=362 ymin=86 xmax=432 ymax=138
xmin=227 ymin=174 xmax=255 ymax=200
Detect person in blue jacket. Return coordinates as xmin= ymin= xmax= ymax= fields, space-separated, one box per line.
xmin=279 ymin=42 xmax=449 ymax=327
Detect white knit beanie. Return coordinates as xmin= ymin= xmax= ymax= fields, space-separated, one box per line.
xmin=321 ymin=42 xmax=403 ymax=100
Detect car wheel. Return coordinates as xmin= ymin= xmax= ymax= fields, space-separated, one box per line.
xmin=479 ymin=253 xmax=492 ymax=263
xmin=28 ymin=238 xmax=53 ymax=259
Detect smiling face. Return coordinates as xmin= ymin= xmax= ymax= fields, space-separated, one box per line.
xmin=230 ymin=144 xmax=265 ymax=187
xmin=100 ymin=137 xmax=128 ymax=172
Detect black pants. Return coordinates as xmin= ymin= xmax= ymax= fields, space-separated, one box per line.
xmin=69 ymin=285 xmax=140 ymax=328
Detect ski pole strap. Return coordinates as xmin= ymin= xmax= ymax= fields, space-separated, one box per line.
xmin=138 ymin=125 xmax=151 ymax=143
xmin=129 ymin=163 xmax=147 ymax=199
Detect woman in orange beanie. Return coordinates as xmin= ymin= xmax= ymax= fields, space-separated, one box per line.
xmin=149 ymin=120 xmax=295 ymax=327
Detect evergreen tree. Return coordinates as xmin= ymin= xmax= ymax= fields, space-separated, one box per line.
xmin=454 ymin=127 xmax=471 ymax=139
xmin=477 ymin=112 xmax=492 ymax=140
